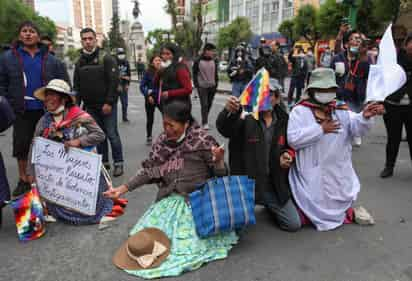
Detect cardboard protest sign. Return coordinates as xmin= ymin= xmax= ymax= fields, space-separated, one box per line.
xmin=31 ymin=137 xmax=102 ymax=216
xmin=366 ymin=24 xmax=407 ymax=102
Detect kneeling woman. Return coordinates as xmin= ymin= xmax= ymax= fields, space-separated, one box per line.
xmin=287 ymin=68 xmax=384 ymax=231
xmin=104 ymin=100 xmax=238 ymax=279
xmin=27 ymin=79 xmax=114 ymax=224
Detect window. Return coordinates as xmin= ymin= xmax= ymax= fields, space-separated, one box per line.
xmin=262 ymin=0 xmax=279 ymax=33
xmin=136 ymin=45 xmax=142 ymax=50
xmin=246 ymin=0 xmax=259 ymax=33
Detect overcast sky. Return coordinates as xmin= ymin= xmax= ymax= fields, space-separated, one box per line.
xmin=35 ymin=0 xmax=171 ymax=34
xmin=119 ymin=0 xmax=171 ymax=33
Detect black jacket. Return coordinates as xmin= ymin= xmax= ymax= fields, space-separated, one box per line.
xmin=0 ymin=42 xmax=70 ymax=114
xmin=386 ymin=49 xmax=412 ymax=104
xmin=192 ymin=55 xmax=219 ymax=89
xmin=255 ymin=54 xmax=288 ymax=80
xmin=216 ymin=106 xmax=293 ymax=206
xmin=73 ymin=48 xmax=119 ymax=108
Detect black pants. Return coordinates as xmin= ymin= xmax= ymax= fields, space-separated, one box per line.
xmin=198 ymin=87 xmax=216 ymax=125
xmin=145 ymin=97 xmax=161 ymax=138
xmin=287 ymin=76 xmax=305 ymax=104
xmin=383 ymin=103 xmax=412 ymax=168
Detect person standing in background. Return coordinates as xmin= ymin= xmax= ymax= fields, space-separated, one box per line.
xmin=116 ymin=48 xmax=131 ymax=123
xmin=73 ymin=27 xmax=124 ymax=177
xmin=0 ymin=21 xmax=69 ymax=197
xmin=192 ymin=43 xmax=219 ymax=130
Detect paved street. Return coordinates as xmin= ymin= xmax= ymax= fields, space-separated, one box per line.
xmin=1 ymin=82 xmax=412 ymax=281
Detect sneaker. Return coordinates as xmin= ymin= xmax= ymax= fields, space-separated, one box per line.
xmin=113 ymin=165 xmax=124 ymax=177
xmin=380 ymin=166 xmax=394 ymax=178
xmin=354 ymin=206 xmax=375 ymax=225
xmin=44 ymin=215 xmax=57 ymax=223
xmin=146 ymin=136 xmax=152 ymax=146
xmin=12 ymin=180 xmax=31 ymax=197
xmin=353 ymin=136 xmax=362 ymax=147
xmin=123 ymin=118 xmax=130 ymax=123
xmin=203 ymin=124 xmax=210 ymax=130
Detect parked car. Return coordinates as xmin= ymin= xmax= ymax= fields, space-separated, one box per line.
xmin=219 ymin=61 xmax=228 ymax=72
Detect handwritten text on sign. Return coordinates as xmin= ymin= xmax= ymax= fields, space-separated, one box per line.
xmin=32 ymin=137 xmax=102 ymax=216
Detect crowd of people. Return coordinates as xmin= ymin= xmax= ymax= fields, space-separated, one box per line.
xmin=0 ymin=19 xmax=411 ymax=279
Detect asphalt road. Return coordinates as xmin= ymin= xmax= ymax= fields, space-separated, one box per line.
xmin=1 ymin=82 xmax=412 ymax=281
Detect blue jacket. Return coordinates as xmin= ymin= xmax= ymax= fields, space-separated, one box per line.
xmin=139 ymin=70 xmax=159 ymax=101
xmin=0 ymin=42 xmax=70 ymax=114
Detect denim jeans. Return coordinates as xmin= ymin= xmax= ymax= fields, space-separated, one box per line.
xmin=263 ymin=193 xmax=302 ymax=232
xmin=119 ymin=85 xmax=128 ymax=120
xmin=231 ymin=81 xmax=247 ymax=98
xmin=87 ymin=106 xmax=124 ymax=166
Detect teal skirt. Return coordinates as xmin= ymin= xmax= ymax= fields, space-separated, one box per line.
xmin=126 ymin=194 xmax=238 ymax=279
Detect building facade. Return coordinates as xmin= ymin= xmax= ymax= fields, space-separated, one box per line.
xmin=229 ymin=0 xmax=294 ymax=35
xmin=293 ymin=0 xmax=324 ymax=15
xmin=129 ymin=21 xmax=147 ymax=66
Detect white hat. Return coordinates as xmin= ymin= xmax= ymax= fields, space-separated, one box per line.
xmin=34 ymin=79 xmax=75 ymax=103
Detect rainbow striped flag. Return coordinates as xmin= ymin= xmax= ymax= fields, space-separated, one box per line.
xmin=239 ymin=68 xmax=271 ymax=120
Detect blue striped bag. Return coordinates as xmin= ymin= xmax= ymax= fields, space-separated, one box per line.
xmin=189 ymin=176 xmax=256 ymax=238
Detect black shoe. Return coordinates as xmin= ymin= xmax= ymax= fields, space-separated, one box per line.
xmin=380 ymin=167 xmax=394 ymax=178
xmin=113 ymin=165 xmax=124 ymax=177
xmin=12 ymin=180 xmax=31 ymax=197
xmin=146 ymin=136 xmax=152 ymax=146
xmin=123 ymin=118 xmax=130 ymax=123
xmin=103 ymin=163 xmax=111 ymax=171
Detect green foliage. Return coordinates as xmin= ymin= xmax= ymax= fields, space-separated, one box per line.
xmin=278 ymin=19 xmax=296 ymax=43
xmin=217 ymin=17 xmax=252 ymax=51
xmin=173 ymin=21 xmax=198 ymax=58
xmin=164 ymin=0 xmax=178 ymax=29
xmin=294 ymin=4 xmax=319 ymax=47
xmin=146 ymin=28 xmax=170 ymax=52
xmin=107 ymin=13 xmax=126 ymax=51
xmin=0 ymin=0 xmax=57 ymax=45
xmin=65 ymin=46 xmax=81 ymax=64
xmin=318 ymin=0 xmax=347 ymax=37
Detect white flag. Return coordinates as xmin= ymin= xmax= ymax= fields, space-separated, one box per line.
xmin=366 ymin=24 xmax=407 ymax=102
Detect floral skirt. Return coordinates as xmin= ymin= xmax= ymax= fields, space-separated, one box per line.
xmin=125 ymin=194 xmax=238 ymax=279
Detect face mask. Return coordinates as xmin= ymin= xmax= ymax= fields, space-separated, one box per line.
xmin=161 ymin=60 xmax=172 ymax=68
xmin=118 ymin=54 xmax=126 ymax=60
xmin=349 ymin=46 xmax=359 ymax=54
xmin=49 ymin=105 xmax=65 ymax=115
xmin=314 ymin=92 xmax=336 ymax=104
xmin=176 ymin=130 xmax=186 ymax=143
xmin=83 ymin=47 xmax=96 ymax=55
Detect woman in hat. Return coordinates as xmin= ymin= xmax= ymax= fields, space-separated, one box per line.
xmin=104 ymin=100 xmax=238 ymax=279
xmin=26 ymin=79 xmax=122 ymax=224
xmin=287 ymin=68 xmax=385 ymax=231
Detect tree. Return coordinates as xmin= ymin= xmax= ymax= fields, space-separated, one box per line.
xmin=173 ymin=21 xmax=197 ymax=58
xmin=165 ymin=0 xmax=178 ymax=30
xmin=293 ymin=4 xmax=319 ymax=48
xmin=278 ymin=19 xmax=297 ymax=44
xmin=217 ymin=17 xmax=252 ymax=51
xmin=107 ymin=13 xmax=126 ymax=51
xmin=65 ymin=46 xmax=81 ymax=64
xmin=317 ymin=0 xmax=347 ymax=38
xmin=146 ymin=28 xmax=170 ymax=52
xmin=0 ymin=0 xmax=56 ymax=45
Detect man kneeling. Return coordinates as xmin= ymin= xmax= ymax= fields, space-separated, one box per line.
xmin=217 ymin=79 xmax=301 ymax=232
